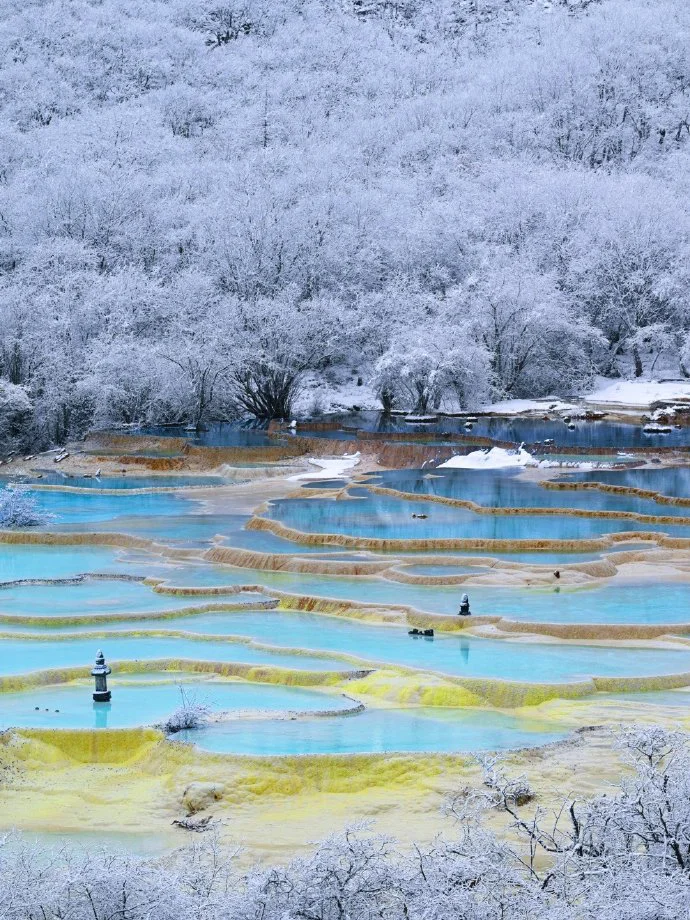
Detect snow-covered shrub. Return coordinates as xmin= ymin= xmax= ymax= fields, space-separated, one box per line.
xmin=159 ymin=688 xmax=211 ymax=734
xmin=475 ymin=754 xmax=534 ymax=807
xmin=0 ymin=488 xmax=50 ymax=528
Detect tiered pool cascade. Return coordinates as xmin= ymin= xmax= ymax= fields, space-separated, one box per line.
xmin=1 ymin=424 xmax=690 ymax=756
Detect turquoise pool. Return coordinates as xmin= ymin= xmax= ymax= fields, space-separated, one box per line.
xmin=1 ymin=474 xmax=228 ymax=491
xmin=264 ymin=491 xmax=690 ymax=541
xmin=0 ymin=635 xmax=342 ymax=675
xmin=0 ymin=680 xmax=348 ymax=730
xmin=23 ymin=488 xmax=202 ymax=525
xmin=373 ymin=469 xmax=690 ymax=517
xmin=0 ymin=579 xmax=269 ymax=619
xmin=0 ymin=545 xmax=131 ymax=583
xmin=560 ymin=467 xmax=690 ymax=499
xmin=180 ymin=706 xmax=567 ymax=755
xmin=104 ymin=564 xmax=690 ymax=626
xmin=6 ymin=611 xmax=689 ymax=682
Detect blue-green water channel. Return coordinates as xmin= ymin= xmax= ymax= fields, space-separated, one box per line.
xmin=246 ymin=411 xmax=690 ymax=449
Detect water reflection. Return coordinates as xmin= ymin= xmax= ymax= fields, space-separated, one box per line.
xmin=93 ymin=701 xmax=111 ymax=728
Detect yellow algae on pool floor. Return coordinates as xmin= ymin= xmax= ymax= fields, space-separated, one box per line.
xmin=1 ymin=693 xmax=690 ymax=863
xmin=0 ymin=728 xmax=465 ymax=860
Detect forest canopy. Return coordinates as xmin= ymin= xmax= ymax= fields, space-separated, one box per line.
xmin=1 ymin=0 xmax=689 ymax=445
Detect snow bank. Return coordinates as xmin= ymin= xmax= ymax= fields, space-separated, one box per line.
xmin=289 ymin=453 xmax=361 ymax=481
xmin=585 ymin=379 xmax=690 ymax=408
xmin=437 ymin=447 xmax=537 ymax=470
xmin=479 ymin=398 xmax=578 ymax=415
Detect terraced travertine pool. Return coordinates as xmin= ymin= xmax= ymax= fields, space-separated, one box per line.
xmin=0 ymin=579 xmax=268 ymax=618
xmin=179 ymin=706 xmax=566 ymax=754
xmin=4 ymin=610 xmax=685 ymax=680
xmin=6 ymin=569 xmax=690 ymax=626
xmin=559 ymin=467 xmax=690 ymax=498
xmin=369 ymin=468 xmax=690 ymax=514
xmin=5 ymin=549 xmax=690 ymax=626
xmin=0 ymin=679 xmax=354 ymax=730
xmin=1 ymin=454 xmax=690 ymax=756
xmin=0 ymin=474 xmax=230 ymax=490
xmin=262 ymin=490 xmax=690 ymax=541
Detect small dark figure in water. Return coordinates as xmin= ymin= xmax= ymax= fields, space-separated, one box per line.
xmin=412 ymin=513 xmax=428 ymax=519
xmin=554 ymin=570 xmax=561 ymax=579
xmin=459 ymin=593 xmax=471 ymax=616
xmin=408 ymin=628 xmax=434 ymax=637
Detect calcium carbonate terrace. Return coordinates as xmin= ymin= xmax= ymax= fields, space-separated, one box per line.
xmin=1 ymin=442 xmax=690 ymax=756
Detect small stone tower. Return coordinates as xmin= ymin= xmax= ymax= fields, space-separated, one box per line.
xmin=91 ymin=649 xmax=112 ymax=702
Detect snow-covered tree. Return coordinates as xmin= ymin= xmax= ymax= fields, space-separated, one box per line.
xmin=0 ymin=488 xmax=51 ymax=528
xmin=0 ymin=0 xmax=689 ymax=443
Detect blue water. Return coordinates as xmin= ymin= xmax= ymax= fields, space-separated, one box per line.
xmin=34 ymin=610 xmax=690 ymax=681
xmin=560 ymin=467 xmax=690 ymax=499
xmin=59 ymin=513 xmax=249 ymax=548
xmin=0 ymin=579 xmax=269 ymax=619
xmin=0 ymin=546 xmax=245 ymax=586
xmin=0 ymin=546 xmax=127 ymax=583
xmin=0 ymin=636 xmax=342 ymax=676
xmin=295 ymin=412 xmax=690 ymax=448
xmin=372 ymin=469 xmax=690 ymax=517
xmin=1 ymin=474 xmax=228 ymax=491
xmin=398 ymin=565 xmax=485 ymax=576
xmin=389 ymin=549 xmax=630 ymax=563
xmin=139 ymin=423 xmax=277 ymax=448
xmin=20 ymin=489 xmax=202 ymax=526
xmin=264 ymin=490 xmax=690 ymax=541
xmin=70 ymin=562 xmax=689 ymax=625
xmin=0 ymin=680 xmax=348 ymax=730
xmin=182 ymin=706 xmax=566 ymax=754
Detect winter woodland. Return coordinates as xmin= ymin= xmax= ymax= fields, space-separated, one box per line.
xmin=1 ymin=0 xmax=689 ymax=446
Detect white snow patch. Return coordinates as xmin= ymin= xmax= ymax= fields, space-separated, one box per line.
xmin=289 ymin=453 xmax=361 ymax=481
xmin=585 ymin=379 xmax=690 ymax=408
xmin=537 ymin=459 xmax=596 ymax=470
xmin=478 ymin=398 xmax=578 ymax=415
xmin=438 ymin=447 xmax=537 ymax=469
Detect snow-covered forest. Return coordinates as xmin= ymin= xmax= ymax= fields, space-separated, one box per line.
xmin=2 ymin=0 xmax=690 ymax=444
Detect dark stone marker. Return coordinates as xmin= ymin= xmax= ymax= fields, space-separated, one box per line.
xmin=91 ymin=649 xmax=112 ymax=703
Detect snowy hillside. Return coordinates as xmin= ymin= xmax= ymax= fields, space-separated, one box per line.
xmin=1 ymin=0 xmax=690 ymax=446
